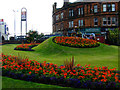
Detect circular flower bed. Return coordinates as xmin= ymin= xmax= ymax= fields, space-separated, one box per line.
xmin=14 ymin=43 xmax=40 ymax=51
xmin=1 ymin=53 xmax=120 ymax=89
xmin=53 ymin=36 xmax=100 ymax=48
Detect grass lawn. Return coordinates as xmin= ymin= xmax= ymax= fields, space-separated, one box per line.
xmin=2 ymin=76 xmax=86 ymax=89
xmin=1 ymin=37 xmax=118 ymax=69
xmin=1 ymin=37 xmax=119 ymax=89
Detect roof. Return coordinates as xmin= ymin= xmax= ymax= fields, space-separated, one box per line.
xmin=54 ymin=2 xmax=92 ymax=13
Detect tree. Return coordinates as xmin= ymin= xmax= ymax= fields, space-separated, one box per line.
xmin=26 ymin=30 xmax=44 ymax=42
xmin=26 ymin=30 xmax=39 ymax=42
xmin=36 ymin=33 xmax=44 ymax=40
xmin=107 ymin=28 xmax=120 ymax=45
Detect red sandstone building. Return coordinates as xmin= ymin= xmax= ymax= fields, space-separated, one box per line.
xmin=52 ymin=0 xmax=120 ymax=42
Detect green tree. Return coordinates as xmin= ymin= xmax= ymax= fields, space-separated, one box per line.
xmin=107 ymin=28 xmax=120 ymax=45
xmin=26 ymin=30 xmax=39 ymax=42
xmin=36 ymin=33 xmax=44 ymax=40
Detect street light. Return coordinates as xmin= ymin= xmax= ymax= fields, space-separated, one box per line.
xmin=13 ymin=10 xmax=18 ymax=40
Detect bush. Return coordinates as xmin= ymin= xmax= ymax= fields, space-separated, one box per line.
xmin=107 ymin=28 xmax=120 ymax=45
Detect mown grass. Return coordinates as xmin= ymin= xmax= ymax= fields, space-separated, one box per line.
xmin=2 ymin=76 xmax=87 ymax=89
xmin=1 ymin=37 xmax=118 ymax=89
xmin=1 ymin=37 xmax=118 ymax=69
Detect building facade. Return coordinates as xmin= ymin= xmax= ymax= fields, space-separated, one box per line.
xmin=52 ymin=0 xmax=120 ymax=41
xmin=0 ymin=19 xmax=9 ymax=40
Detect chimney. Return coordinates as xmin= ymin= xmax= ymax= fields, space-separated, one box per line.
xmin=53 ymin=2 xmax=57 ymax=12
xmin=63 ymin=0 xmax=69 ymax=7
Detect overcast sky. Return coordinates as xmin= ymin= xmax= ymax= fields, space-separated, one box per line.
xmin=0 ymin=0 xmax=76 ymax=36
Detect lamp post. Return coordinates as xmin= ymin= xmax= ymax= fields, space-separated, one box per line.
xmin=13 ymin=10 xmax=18 ymax=40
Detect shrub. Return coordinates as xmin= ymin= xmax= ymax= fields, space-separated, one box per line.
xmin=15 ymin=53 xmax=29 ymax=65
xmin=64 ymin=56 xmax=76 ymax=71
xmin=107 ymin=28 xmax=120 ymax=45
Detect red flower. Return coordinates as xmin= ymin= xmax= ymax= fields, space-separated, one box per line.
xmin=54 ymin=36 xmax=99 ymax=48
xmin=64 ymin=75 xmax=66 ymax=78
xmin=93 ymin=77 xmax=97 ymax=81
xmin=118 ymin=80 xmax=120 ymax=83
xmin=101 ymin=79 xmax=107 ymax=82
xmin=77 ymin=64 xmax=81 ymax=67
xmin=29 ymin=71 xmax=31 ymax=74
xmin=108 ymin=74 xmax=111 ymax=77
xmin=64 ymin=73 xmax=67 ymax=76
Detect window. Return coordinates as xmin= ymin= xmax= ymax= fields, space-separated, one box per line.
xmin=72 ymin=21 xmax=74 ymax=27
xmin=78 ymin=20 xmax=81 ymax=26
xmin=69 ymin=9 xmax=74 ymax=17
xmin=81 ymin=20 xmax=83 ymax=26
xmin=61 ymin=13 xmax=64 ymax=19
xmin=72 ymin=10 xmax=74 ymax=16
xmin=107 ymin=17 xmax=111 ymax=25
xmin=94 ymin=5 xmax=97 ymax=13
xmin=78 ymin=20 xmax=83 ymax=26
xmin=69 ymin=21 xmax=74 ymax=28
xmin=78 ymin=8 xmax=80 ymax=15
xmin=112 ymin=17 xmax=116 ymax=25
xmin=103 ymin=17 xmax=107 ymax=26
xmin=81 ymin=7 xmax=83 ymax=15
xmin=94 ymin=18 xmax=98 ymax=26
xmin=103 ymin=4 xmax=106 ymax=12
xmin=107 ymin=4 xmax=111 ymax=12
xmin=78 ymin=7 xmax=84 ymax=15
xmin=112 ymin=4 xmax=115 ymax=11
xmin=56 ymin=15 xmax=59 ymax=21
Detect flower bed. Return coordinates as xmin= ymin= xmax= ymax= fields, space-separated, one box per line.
xmin=1 ymin=54 xmax=120 ymax=89
xmin=53 ymin=36 xmax=100 ymax=48
xmin=14 ymin=43 xmax=40 ymax=51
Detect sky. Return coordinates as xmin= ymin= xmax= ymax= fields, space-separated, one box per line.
xmin=0 ymin=0 xmax=76 ymax=36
